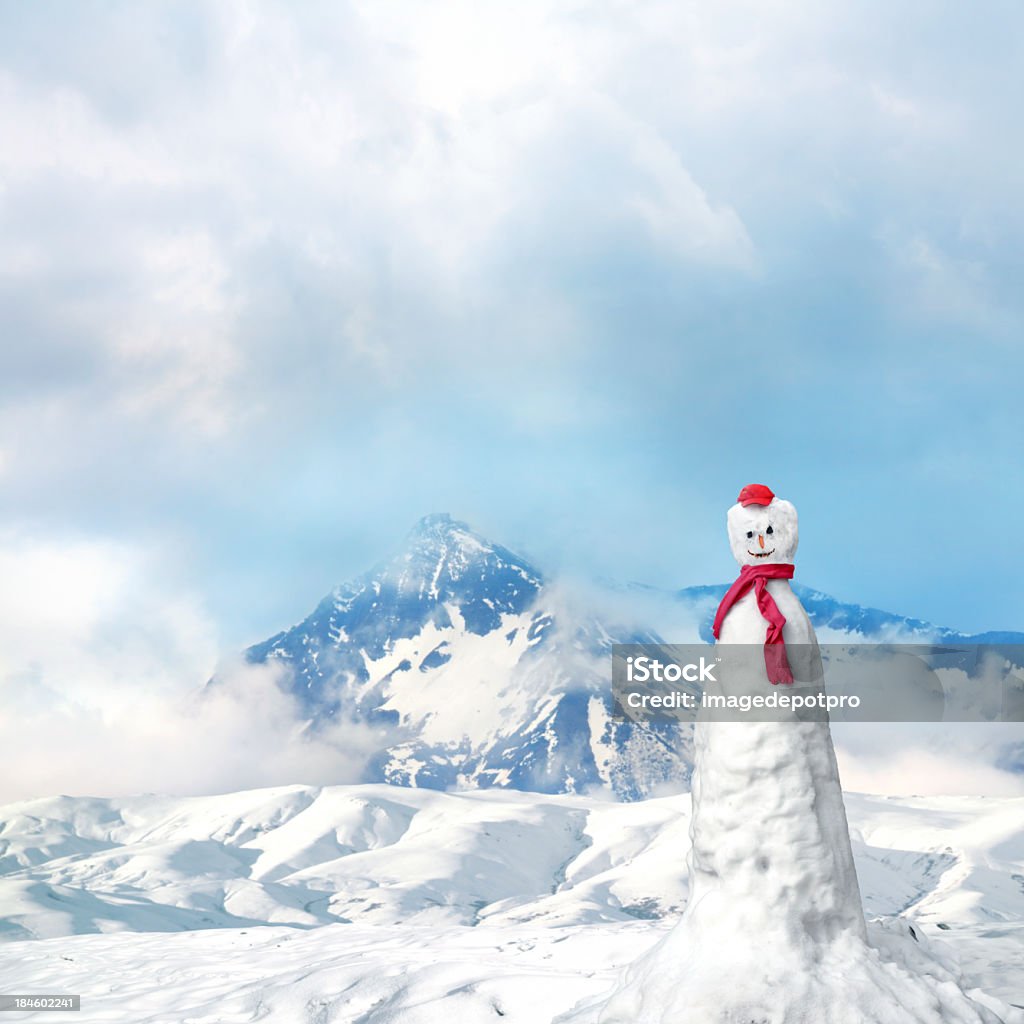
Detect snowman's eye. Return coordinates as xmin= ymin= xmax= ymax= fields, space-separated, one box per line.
xmin=746 ymin=531 xmax=753 ymax=539
xmin=766 ymin=525 xmax=774 ymax=535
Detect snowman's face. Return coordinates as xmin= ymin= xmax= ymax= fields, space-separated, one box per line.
xmin=727 ymin=499 xmax=798 ymax=566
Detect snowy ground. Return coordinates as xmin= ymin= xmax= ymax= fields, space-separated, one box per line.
xmin=0 ymin=784 xmax=1021 ymax=1022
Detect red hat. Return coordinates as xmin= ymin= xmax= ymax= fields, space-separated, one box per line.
xmin=737 ymin=483 xmax=775 ymax=507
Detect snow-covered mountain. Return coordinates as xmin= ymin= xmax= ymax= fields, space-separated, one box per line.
xmin=236 ymin=514 xmax=687 ymax=800
xmin=229 ymin=514 xmax=1024 ymax=801
xmin=5 ymin=784 xmax=1022 ymax=940
xmin=0 ymin=785 xmax=1021 ymax=1021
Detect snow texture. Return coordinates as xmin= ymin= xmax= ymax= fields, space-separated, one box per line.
xmin=0 ymin=784 xmax=1022 ymax=1022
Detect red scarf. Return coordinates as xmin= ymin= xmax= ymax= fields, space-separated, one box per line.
xmin=712 ymin=563 xmax=795 ymax=685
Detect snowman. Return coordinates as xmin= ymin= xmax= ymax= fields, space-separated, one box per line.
xmin=712 ymin=482 xmax=808 ymax=683
xmin=689 ymin=483 xmax=868 ymax=953
xmin=562 ymin=486 xmax=1013 ymax=1024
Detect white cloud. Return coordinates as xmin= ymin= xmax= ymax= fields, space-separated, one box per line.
xmin=0 ymin=0 xmax=760 ymax=442
xmin=108 ymin=229 xmax=242 ymax=435
xmin=0 ymin=71 xmax=183 ymax=187
xmin=0 ymin=534 xmax=388 ymax=802
xmin=836 ymin=746 xmax=1024 ymax=799
xmin=3 ymin=0 xmax=1012 ymax=466
xmin=0 ymin=532 xmax=215 ymax=705
xmin=0 ymin=657 xmax=388 ymax=804
xmin=833 ymin=723 xmax=1024 ymax=798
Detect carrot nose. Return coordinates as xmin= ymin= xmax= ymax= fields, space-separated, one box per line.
xmin=758 ymin=534 xmax=765 ymax=549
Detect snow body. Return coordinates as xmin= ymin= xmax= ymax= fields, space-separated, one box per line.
xmin=702 ymin=497 xmax=867 ymax=947
xmin=570 ymin=492 xmax=1012 ymax=1024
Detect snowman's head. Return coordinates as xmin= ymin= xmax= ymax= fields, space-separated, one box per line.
xmin=727 ymin=484 xmax=798 ymax=567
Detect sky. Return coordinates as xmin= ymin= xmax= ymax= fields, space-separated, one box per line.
xmin=1 ymin=1 xmax=1023 ymax=799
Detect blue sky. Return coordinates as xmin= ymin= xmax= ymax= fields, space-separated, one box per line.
xmin=1 ymin=0 xmax=1022 ymax=685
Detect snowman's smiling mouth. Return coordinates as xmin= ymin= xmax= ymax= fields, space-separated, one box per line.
xmin=748 ymin=548 xmax=776 ymax=558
